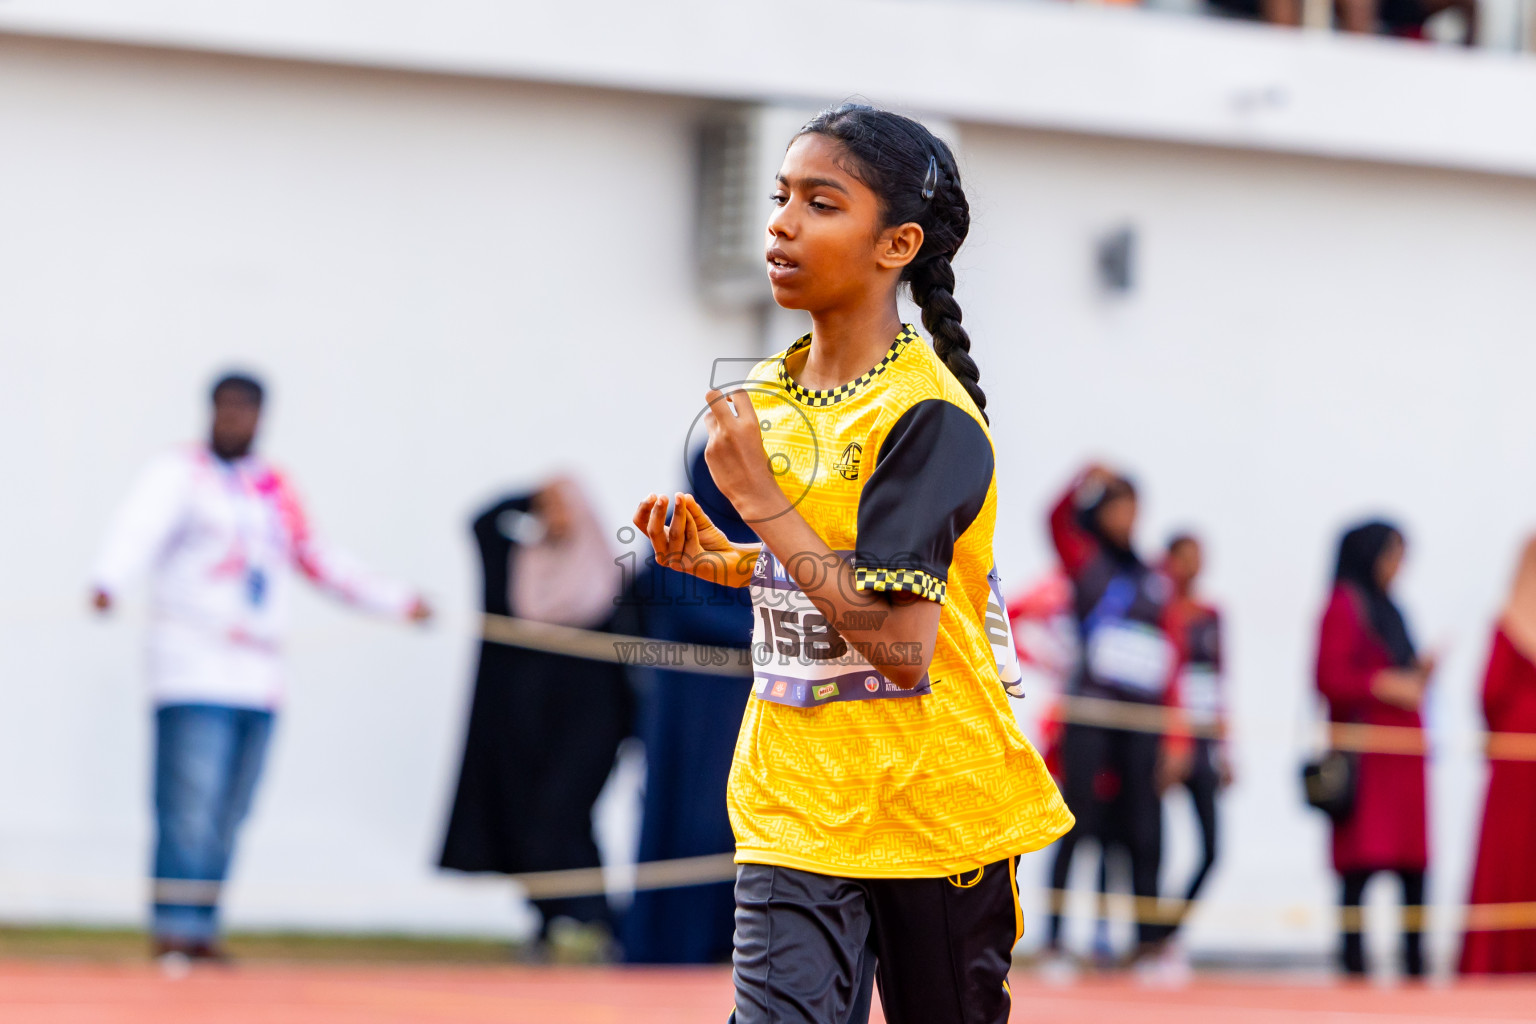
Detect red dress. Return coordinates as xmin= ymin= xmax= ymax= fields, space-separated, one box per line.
xmin=1459 ymin=627 xmax=1536 ymax=973
xmin=1314 ymin=584 xmax=1429 ymax=873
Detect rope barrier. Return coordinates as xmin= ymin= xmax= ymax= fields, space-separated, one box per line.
xmin=494 ymin=852 xmax=1536 ymax=934
xmin=70 ymin=606 xmax=1536 ymax=762
xmin=468 ymin=616 xmax=1536 ymax=928
xmin=1051 ymin=694 xmax=1220 ymax=742
xmin=1054 ymin=696 xmax=1536 ymax=762
xmin=511 ymin=853 xmax=738 ymax=901
xmin=1052 ymin=888 xmax=1536 ymax=933
xmin=478 ymin=615 xmax=1536 ymax=761
xmin=480 ymin=613 xmax=753 ymax=677
xmin=29 ymin=610 xmax=1530 ymax=939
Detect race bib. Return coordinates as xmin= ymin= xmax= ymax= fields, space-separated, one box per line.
xmin=1085 ymin=619 xmax=1175 ymax=696
xmin=1179 ymin=664 xmax=1222 ymax=725
xmin=749 ymin=550 xmax=929 ymax=708
xmin=985 ymin=567 xmax=1025 ymax=698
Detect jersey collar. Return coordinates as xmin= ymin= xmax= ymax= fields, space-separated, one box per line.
xmin=777 ymin=324 xmax=919 ymax=409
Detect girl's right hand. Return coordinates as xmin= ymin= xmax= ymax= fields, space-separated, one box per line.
xmin=634 ymin=492 xmax=760 ymax=588
xmin=634 ymin=491 xmax=746 ymax=571
xmin=634 ymin=493 xmax=694 ymax=572
xmin=677 ymin=494 xmax=736 ymax=556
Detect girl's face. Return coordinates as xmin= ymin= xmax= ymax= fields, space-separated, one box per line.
xmin=765 ymin=133 xmax=922 ymax=313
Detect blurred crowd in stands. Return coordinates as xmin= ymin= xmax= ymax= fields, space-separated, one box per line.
xmin=1101 ymin=0 xmax=1479 ymax=45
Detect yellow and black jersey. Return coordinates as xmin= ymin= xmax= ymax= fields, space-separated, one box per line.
xmin=727 ymin=324 xmax=1073 ymax=878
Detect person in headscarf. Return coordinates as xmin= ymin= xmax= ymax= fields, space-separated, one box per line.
xmin=439 ymin=475 xmax=634 ymax=961
xmin=621 ymin=446 xmax=756 ymax=964
xmin=1315 ymin=519 xmax=1435 ymax=977
xmin=1459 ymin=537 xmax=1536 ymax=974
xmin=1042 ymin=465 xmax=1186 ymax=970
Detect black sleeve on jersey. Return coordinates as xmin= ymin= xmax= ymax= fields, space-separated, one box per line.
xmin=852 ymin=399 xmax=994 ymax=606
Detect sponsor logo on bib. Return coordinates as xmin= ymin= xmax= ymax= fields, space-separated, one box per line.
xmin=771 ymin=680 xmax=788 ymax=698
xmin=864 ymin=677 xmax=880 ymax=693
xmin=813 ymin=682 xmax=839 ymax=701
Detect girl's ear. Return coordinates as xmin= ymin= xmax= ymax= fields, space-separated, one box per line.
xmin=876 ymin=222 xmax=925 ymax=271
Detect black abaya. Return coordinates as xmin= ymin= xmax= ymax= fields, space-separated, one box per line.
xmin=438 ymin=494 xmax=634 ymax=933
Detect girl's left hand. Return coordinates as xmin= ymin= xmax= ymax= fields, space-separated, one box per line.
xmin=702 ymin=388 xmax=785 ymax=522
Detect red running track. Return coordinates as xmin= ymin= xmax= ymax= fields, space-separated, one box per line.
xmin=1 ymin=963 xmax=1534 ymax=1023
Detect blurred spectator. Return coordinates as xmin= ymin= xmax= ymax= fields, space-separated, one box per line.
xmin=1460 ymin=537 xmax=1536 ymax=974
xmin=1340 ymin=0 xmax=1477 ymax=41
xmin=1314 ymin=520 xmax=1433 ymax=977
xmin=90 ymin=373 xmax=430 ymax=965
xmin=1210 ymin=0 xmax=1476 ymax=43
xmin=1009 ymin=571 xmax=1130 ymax=965
xmin=438 ymin=476 xmax=634 ymax=963
xmin=1043 ymin=465 xmax=1183 ymax=969
xmin=1205 ymin=0 xmax=1309 ymax=27
xmin=621 ymin=447 xmax=754 ymax=964
xmin=1159 ymin=533 xmax=1230 ymax=952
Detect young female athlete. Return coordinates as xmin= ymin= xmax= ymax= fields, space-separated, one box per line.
xmin=634 ymin=104 xmax=1073 ymax=1024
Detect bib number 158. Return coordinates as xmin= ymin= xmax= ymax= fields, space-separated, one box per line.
xmin=757 ymin=607 xmax=847 ymax=662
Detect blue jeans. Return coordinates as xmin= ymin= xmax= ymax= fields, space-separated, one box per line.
xmin=152 ymin=704 xmax=274 ymax=943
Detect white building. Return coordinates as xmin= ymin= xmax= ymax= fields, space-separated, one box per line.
xmin=1 ymin=0 xmax=1534 ymax=962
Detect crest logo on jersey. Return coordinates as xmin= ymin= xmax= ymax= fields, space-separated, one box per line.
xmin=834 ymin=442 xmax=863 ymax=481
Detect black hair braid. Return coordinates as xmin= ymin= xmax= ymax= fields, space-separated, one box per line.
xmin=910 ymin=253 xmax=984 ymax=420
xmin=796 ymin=104 xmax=988 ymax=421
xmin=905 ymin=159 xmax=985 ymax=420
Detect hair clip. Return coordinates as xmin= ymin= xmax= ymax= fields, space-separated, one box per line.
xmin=921 ymin=155 xmax=938 ymax=201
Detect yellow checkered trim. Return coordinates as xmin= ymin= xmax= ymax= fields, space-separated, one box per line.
xmin=853 ymin=566 xmax=947 ymax=605
xmin=777 ymin=325 xmax=919 ymax=408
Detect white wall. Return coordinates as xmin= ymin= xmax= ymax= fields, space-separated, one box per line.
xmin=0 ymin=36 xmax=757 ymax=936
xmin=3 ymin=31 xmax=1535 ymax=962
